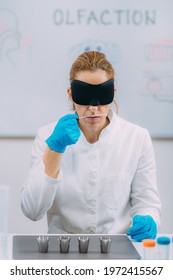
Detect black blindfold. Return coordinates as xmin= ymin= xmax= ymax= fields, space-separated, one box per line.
xmin=71 ymin=79 xmax=114 ymax=106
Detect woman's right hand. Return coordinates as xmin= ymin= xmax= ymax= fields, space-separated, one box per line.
xmin=46 ymin=114 xmax=81 ymax=153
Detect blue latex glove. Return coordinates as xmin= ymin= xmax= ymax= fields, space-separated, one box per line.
xmin=126 ymin=215 xmax=157 ymax=242
xmin=46 ymin=114 xmax=81 ymax=153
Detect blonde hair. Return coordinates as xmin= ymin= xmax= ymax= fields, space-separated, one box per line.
xmin=69 ymin=51 xmax=118 ymax=112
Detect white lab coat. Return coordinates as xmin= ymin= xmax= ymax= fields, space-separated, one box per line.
xmin=21 ymin=111 xmax=161 ymax=234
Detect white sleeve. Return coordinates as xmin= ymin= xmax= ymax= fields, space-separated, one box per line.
xmin=21 ymin=125 xmax=61 ymax=221
xmin=130 ymin=130 xmax=161 ymax=228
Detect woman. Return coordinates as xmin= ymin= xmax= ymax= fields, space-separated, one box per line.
xmin=21 ymin=51 xmax=161 ymax=241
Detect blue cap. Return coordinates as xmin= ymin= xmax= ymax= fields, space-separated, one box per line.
xmin=157 ymin=237 xmax=171 ymax=245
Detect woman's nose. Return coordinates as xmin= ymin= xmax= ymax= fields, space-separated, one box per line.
xmin=88 ymin=105 xmax=99 ymax=112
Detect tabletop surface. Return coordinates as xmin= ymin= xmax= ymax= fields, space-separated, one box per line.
xmin=5 ymin=233 xmax=173 ymax=260
xmin=12 ymin=234 xmax=141 ymax=260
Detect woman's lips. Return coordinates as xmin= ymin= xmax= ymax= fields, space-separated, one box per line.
xmin=78 ymin=113 xmax=107 ymax=119
xmin=86 ymin=115 xmax=99 ymax=118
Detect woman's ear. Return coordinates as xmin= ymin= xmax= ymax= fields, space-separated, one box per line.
xmin=113 ymin=88 xmax=119 ymax=113
xmin=67 ymin=87 xmax=76 ymax=112
xmin=67 ymin=87 xmax=72 ymax=101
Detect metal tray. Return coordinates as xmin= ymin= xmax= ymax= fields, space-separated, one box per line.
xmin=13 ymin=234 xmax=141 ymax=260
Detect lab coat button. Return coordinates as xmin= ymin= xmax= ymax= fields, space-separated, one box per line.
xmin=88 ymin=228 xmax=96 ymax=233
xmin=90 ymin=172 xmax=97 ymax=179
xmin=90 ymin=200 xmax=96 ymax=207
xmin=89 ymin=180 xmax=95 ymax=186
xmin=90 ymin=209 xmax=96 ymax=214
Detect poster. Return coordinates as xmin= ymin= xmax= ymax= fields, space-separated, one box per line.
xmin=0 ymin=0 xmax=173 ymax=137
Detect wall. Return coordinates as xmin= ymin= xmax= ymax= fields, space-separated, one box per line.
xmin=0 ymin=138 xmax=173 ymax=234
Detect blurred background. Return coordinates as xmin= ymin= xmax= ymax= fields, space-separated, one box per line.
xmin=0 ymin=0 xmax=173 ymax=234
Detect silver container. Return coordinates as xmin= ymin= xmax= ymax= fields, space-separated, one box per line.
xmin=37 ymin=236 xmax=50 ymax=253
xmin=59 ymin=236 xmax=71 ymax=253
xmin=100 ymin=236 xmax=111 ymax=253
xmin=78 ymin=236 xmax=90 ymax=253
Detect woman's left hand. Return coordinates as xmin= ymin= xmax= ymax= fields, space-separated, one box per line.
xmin=126 ymin=215 xmax=157 ymax=242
